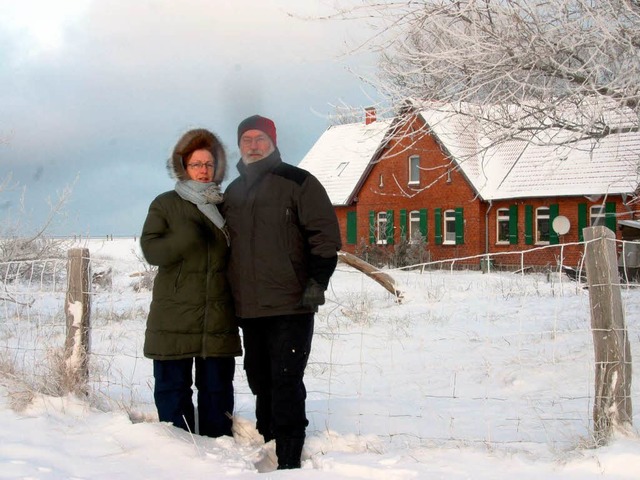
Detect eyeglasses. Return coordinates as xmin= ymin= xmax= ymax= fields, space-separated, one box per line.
xmin=187 ymin=162 xmax=214 ymax=170
xmin=240 ymin=135 xmax=271 ymax=147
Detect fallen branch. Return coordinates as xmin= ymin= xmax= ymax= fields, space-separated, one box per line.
xmin=338 ymin=251 xmax=403 ymax=301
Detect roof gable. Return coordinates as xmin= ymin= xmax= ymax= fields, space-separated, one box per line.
xmin=298 ymin=119 xmax=393 ymax=205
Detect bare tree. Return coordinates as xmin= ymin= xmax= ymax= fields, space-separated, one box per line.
xmin=326 ymin=102 xmax=371 ymax=125
xmin=0 ymin=174 xmax=76 ymax=292
xmin=331 ymin=0 xmax=640 ymax=143
xmin=1 ymin=177 xmax=75 ymax=261
xmin=312 ymin=100 xmax=391 ymax=126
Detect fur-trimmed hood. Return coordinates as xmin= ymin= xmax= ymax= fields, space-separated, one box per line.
xmin=167 ymin=128 xmax=227 ymax=183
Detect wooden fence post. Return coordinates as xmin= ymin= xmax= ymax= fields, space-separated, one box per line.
xmin=64 ymin=248 xmax=91 ymax=394
xmin=583 ymin=226 xmax=633 ymax=443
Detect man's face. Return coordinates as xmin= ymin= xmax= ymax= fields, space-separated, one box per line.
xmin=239 ymin=129 xmax=275 ymax=164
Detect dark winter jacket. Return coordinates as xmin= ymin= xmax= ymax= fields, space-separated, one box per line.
xmin=222 ymin=149 xmax=342 ymax=319
xmin=140 ymin=130 xmax=241 ymax=360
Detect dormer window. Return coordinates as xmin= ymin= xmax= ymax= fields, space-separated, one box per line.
xmin=336 ymin=162 xmax=349 ymax=176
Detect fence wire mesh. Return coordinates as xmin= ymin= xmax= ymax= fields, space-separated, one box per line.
xmin=1 ymin=237 xmax=638 ymax=451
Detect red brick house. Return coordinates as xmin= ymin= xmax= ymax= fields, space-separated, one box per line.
xmin=298 ymin=102 xmax=640 ymax=269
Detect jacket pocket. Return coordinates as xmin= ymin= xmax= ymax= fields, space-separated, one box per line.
xmin=279 ymin=339 xmax=310 ymax=377
xmin=284 ymin=207 xmax=303 ymax=253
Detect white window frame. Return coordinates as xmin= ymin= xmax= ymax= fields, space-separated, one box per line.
xmin=408 ymin=155 xmax=420 ymax=185
xmin=590 ymin=205 xmax=606 ymax=226
xmin=377 ymin=211 xmax=387 ymax=245
xmin=536 ymin=207 xmax=550 ymax=244
xmin=409 ymin=210 xmax=421 ymax=243
xmin=444 ymin=209 xmax=456 ymax=245
xmin=496 ymin=208 xmax=510 ymax=244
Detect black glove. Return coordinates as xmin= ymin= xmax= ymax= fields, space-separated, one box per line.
xmin=300 ymin=279 xmax=326 ymax=311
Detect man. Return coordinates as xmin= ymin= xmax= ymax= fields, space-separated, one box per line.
xmin=223 ymin=115 xmax=341 ymax=469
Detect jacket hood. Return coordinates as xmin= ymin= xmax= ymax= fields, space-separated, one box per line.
xmin=167 ymin=128 xmax=227 ymax=183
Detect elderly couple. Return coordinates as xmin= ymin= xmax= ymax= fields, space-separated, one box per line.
xmin=140 ymin=115 xmax=341 ymax=470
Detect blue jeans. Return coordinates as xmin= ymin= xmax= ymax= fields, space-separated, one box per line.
xmin=153 ymin=357 xmax=235 ymax=437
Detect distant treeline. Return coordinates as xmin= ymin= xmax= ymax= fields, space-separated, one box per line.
xmin=51 ymin=235 xmax=139 ymax=241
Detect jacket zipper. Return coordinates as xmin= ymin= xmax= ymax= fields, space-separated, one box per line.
xmin=202 ymin=234 xmax=211 ymax=357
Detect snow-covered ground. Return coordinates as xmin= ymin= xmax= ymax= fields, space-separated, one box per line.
xmin=1 ymin=237 xmax=639 ymax=479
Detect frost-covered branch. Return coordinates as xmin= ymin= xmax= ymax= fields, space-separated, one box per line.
xmin=332 ymin=0 xmax=640 ymax=140
xmin=0 ymin=175 xmax=77 ymax=265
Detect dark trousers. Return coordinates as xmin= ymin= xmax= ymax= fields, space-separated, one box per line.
xmin=239 ymin=313 xmax=314 ymax=442
xmin=153 ymin=356 xmax=235 ymax=437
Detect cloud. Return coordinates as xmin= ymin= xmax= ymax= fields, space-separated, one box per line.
xmin=0 ymin=0 xmax=92 ymax=57
xmin=0 ymin=0 xmax=381 ymax=235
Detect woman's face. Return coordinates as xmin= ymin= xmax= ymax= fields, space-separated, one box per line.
xmin=185 ymin=149 xmax=215 ymax=183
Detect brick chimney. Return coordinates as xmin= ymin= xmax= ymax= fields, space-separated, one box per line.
xmin=365 ymin=107 xmax=376 ymax=125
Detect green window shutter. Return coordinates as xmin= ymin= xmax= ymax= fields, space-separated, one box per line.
xmin=386 ymin=210 xmax=395 ymax=245
xmin=420 ymin=208 xmax=428 ymax=241
xmin=578 ymin=203 xmax=587 ymax=242
xmin=455 ymin=207 xmax=464 ymax=245
xmin=549 ymin=204 xmax=559 ymax=245
xmin=435 ymin=208 xmax=442 ymax=245
xmin=399 ymin=209 xmax=407 ymax=241
xmin=605 ymin=202 xmax=617 ymax=233
xmin=346 ymin=211 xmax=357 ymax=245
xmin=369 ymin=211 xmax=375 ymax=244
xmin=509 ymin=204 xmax=518 ymax=245
xmin=524 ymin=205 xmax=533 ymax=245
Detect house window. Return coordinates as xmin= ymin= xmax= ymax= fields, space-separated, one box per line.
xmin=377 ymin=211 xmax=387 ymax=245
xmin=536 ymin=207 xmax=550 ymax=244
xmin=379 ymin=174 xmax=384 ymax=188
xmin=590 ymin=205 xmax=606 ymax=226
xmin=497 ymin=208 xmax=510 ymax=244
xmin=409 ymin=155 xmax=420 ymax=184
xmin=409 ymin=210 xmax=421 ymax=242
xmin=444 ymin=210 xmax=456 ymax=244
xmin=336 ymin=162 xmax=349 ymax=176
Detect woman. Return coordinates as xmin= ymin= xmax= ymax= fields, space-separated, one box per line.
xmin=140 ymin=128 xmax=241 ymax=437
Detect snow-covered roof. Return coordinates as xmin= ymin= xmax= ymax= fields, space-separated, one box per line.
xmin=299 ymin=102 xmax=640 ymax=205
xmin=298 ymin=119 xmax=393 ymax=205
xmin=619 ymin=220 xmax=640 ymax=230
xmin=420 ymin=103 xmax=640 ymax=200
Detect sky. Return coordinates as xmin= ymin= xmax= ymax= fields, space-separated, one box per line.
xmin=1 ymin=237 xmax=640 ymax=478
xmin=0 ymin=0 xmax=381 ymax=237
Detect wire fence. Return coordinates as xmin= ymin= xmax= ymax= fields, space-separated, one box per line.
xmin=1 ymin=237 xmax=638 ymax=452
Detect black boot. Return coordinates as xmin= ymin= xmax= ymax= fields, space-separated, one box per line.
xmin=275 ymin=436 xmax=305 ymax=469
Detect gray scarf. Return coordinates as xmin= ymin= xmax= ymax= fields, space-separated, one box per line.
xmin=175 ymin=180 xmax=230 ymax=246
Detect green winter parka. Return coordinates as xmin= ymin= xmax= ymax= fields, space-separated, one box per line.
xmin=140 ymin=129 xmax=241 ymax=360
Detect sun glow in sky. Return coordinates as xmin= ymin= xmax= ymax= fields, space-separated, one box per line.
xmin=0 ymin=0 xmax=90 ymax=54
